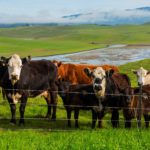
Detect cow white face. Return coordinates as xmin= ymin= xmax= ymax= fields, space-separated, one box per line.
xmin=8 ymin=54 xmax=22 ymax=85
xmin=84 ymin=67 xmax=106 ymax=98
xmin=133 ymin=67 xmax=149 ymax=85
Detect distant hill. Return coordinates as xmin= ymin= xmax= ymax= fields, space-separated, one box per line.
xmin=0 ymin=23 xmax=58 ymax=28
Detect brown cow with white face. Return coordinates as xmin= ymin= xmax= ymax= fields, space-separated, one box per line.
xmin=133 ymin=67 xmax=150 ymax=86
xmin=84 ymin=67 xmax=132 ymax=128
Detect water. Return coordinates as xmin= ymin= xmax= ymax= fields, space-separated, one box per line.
xmin=33 ymin=45 xmax=150 ymax=65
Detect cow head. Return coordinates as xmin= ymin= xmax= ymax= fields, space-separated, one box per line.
xmin=52 ymin=60 xmax=65 ymax=80
xmin=1 ymin=54 xmax=31 ymax=85
xmin=56 ymin=78 xmax=71 ymax=97
xmin=133 ymin=67 xmax=150 ymax=86
xmin=52 ymin=60 xmax=62 ymax=67
xmin=84 ymin=67 xmax=115 ymax=98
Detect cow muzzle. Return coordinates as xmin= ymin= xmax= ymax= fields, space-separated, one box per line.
xmin=94 ymin=84 xmax=102 ymax=91
xmin=11 ymin=74 xmax=19 ymax=85
xmin=11 ymin=74 xmax=19 ymax=80
xmin=138 ymin=82 xmax=143 ymax=86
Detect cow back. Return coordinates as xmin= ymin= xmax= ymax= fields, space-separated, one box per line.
xmin=58 ymin=63 xmax=119 ymax=84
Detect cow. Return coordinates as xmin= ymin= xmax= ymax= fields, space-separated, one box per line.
xmin=0 ymin=54 xmax=58 ymax=125
xmin=53 ymin=60 xmax=119 ymax=84
xmin=133 ymin=67 xmax=150 ymax=86
xmin=84 ymin=67 xmax=132 ymax=128
xmin=56 ymin=80 xmax=103 ymax=128
xmin=130 ymin=85 xmax=150 ymax=128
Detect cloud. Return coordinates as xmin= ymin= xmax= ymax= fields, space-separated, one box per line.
xmin=0 ymin=7 xmax=150 ymax=24
xmin=59 ymin=8 xmax=150 ymax=24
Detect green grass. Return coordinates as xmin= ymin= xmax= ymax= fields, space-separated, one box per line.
xmin=0 ymin=59 xmax=149 ymax=149
xmin=0 ymin=24 xmax=150 ymax=57
xmin=0 ymin=129 xmax=149 ymax=150
xmin=0 ymin=25 xmax=150 ymax=149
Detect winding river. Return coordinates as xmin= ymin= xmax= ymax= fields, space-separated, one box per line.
xmin=33 ymin=45 xmax=150 ymax=65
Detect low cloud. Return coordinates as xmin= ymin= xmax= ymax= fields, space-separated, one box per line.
xmin=60 ymin=8 xmax=150 ymax=25
xmin=0 ymin=7 xmax=150 ymax=25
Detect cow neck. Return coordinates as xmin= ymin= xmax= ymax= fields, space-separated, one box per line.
xmin=64 ymin=64 xmax=69 ymax=81
xmin=12 ymin=84 xmax=15 ymax=97
xmin=106 ymin=76 xmax=116 ymax=96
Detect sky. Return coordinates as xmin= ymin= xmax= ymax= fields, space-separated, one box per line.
xmin=0 ymin=0 xmax=150 ymax=23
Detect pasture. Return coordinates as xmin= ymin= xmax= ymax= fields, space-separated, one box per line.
xmin=0 ymin=59 xmax=149 ymax=150
xmin=0 ymin=25 xmax=149 ymax=149
xmin=0 ymin=24 xmax=150 ymax=57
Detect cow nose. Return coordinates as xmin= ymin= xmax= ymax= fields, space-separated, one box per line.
xmin=138 ymin=82 xmax=143 ymax=86
xmin=11 ymin=74 xmax=18 ymax=80
xmin=94 ymin=85 xmax=102 ymax=91
xmin=95 ymin=78 xmax=102 ymax=84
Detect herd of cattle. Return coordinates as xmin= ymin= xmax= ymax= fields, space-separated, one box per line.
xmin=0 ymin=54 xmax=149 ymax=128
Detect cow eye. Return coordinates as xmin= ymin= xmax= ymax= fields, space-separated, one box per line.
xmin=91 ymin=73 xmax=95 ymax=78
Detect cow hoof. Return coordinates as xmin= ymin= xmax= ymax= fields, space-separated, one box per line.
xmin=45 ymin=114 xmax=51 ymax=119
xmin=51 ymin=118 xmax=56 ymax=122
xmin=10 ymin=120 xmax=16 ymax=125
xmin=10 ymin=122 xmax=16 ymax=126
xmin=75 ymin=125 xmax=79 ymax=128
xmin=68 ymin=124 xmax=71 ymax=128
xmin=19 ymin=120 xmax=25 ymax=126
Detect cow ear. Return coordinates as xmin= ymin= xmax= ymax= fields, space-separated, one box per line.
xmin=132 ymin=70 xmax=137 ymax=74
xmin=27 ymin=55 xmax=31 ymax=61
xmin=147 ymin=71 xmax=150 ymax=75
xmin=106 ymin=69 xmax=114 ymax=78
xmin=22 ymin=56 xmax=31 ymax=64
xmin=0 ymin=56 xmax=8 ymax=66
xmin=53 ymin=60 xmax=62 ymax=67
xmin=84 ymin=68 xmax=92 ymax=77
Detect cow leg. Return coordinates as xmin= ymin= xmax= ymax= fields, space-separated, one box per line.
xmin=123 ymin=108 xmax=132 ymax=128
xmin=97 ymin=110 xmax=105 ymax=128
xmin=19 ymin=96 xmax=27 ymax=125
xmin=10 ymin=103 xmax=17 ymax=124
xmin=7 ymin=94 xmax=16 ymax=124
xmin=74 ymin=109 xmax=79 ymax=128
xmin=50 ymin=84 xmax=58 ymax=121
xmin=92 ymin=110 xmax=97 ymax=129
xmin=144 ymin=114 xmax=149 ymax=128
xmin=44 ymin=97 xmax=51 ymax=119
xmin=111 ymin=109 xmax=119 ymax=128
xmin=67 ymin=108 xmax=71 ymax=127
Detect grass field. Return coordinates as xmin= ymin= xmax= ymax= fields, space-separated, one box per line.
xmin=0 ymin=59 xmax=149 ymax=149
xmin=0 ymin=24 xmax=150 ymax=57
xmin=0 ymin=129 xmax=149 ymax=150
xmin=0 ymin=25 xmax=150 ymax=149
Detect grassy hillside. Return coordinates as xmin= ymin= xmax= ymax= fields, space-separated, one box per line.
xmin=0 ymin=24 xmax=150 ymax=57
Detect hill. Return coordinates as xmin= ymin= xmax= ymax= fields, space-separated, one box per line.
xmin=0 ymin=24 xmax=150 ymax=57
